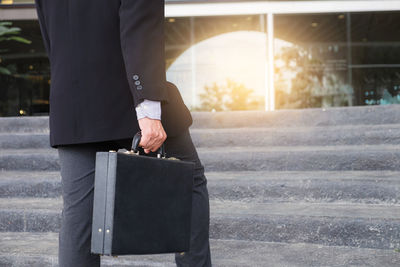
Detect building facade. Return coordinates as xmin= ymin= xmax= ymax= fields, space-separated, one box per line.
xmin=1 ymin=0 xmax=400 ymax=116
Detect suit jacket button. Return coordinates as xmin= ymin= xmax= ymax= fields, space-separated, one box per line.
xmin=135 ymin=81 xmax=140 ymax=85
xmin=133 ymin=75 xmax=139 ymax=80
xmin=137 ymin=85 xmax=143 ymax=90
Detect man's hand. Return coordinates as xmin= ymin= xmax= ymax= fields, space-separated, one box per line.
xmin=138 ymin=117 xmax=167 ymax=154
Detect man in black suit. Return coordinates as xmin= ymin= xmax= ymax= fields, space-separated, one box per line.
xmin=34 ymin=0 xmax=212 ymax=266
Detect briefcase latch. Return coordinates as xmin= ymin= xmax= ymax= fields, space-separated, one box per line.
xmin=110 ymin=149 xmax=140 ymax=155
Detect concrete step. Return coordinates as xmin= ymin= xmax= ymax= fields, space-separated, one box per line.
xmin=0 ymin=149 xmax=59 ymax=171
xmin=207 ymin=171 xmax=400 ymax=204
xmin=1 ymin=198 xmax=399 ymax=249
xmin=2 ymin=145 xmax=400 ymax=172
xmin=191 ymin=105 xmax=400 ymax=129
xmin=190 ymin=124 xmax=400 ymax=147
xmin=0 ymin=116 xmax=49 ymax=134
xmin=1 ymin=232 xmax=399 ymax=267
xmin=1 ymin=170 xmax=399 ymax=204
xmin=0 ymin=133 xmax=51 ymax=149
xmin=2 ymin=105 xmax=400 ymax=133
xmin=0 ymin=171 xmax=61 ymax=198
xmin=198 ymin=145 xmax=400 ymax=171
xmin=2 ymin=124 xmax=400 ymax=149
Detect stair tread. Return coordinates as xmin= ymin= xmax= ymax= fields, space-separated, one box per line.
xmin=2 ymin=145 xmax=400 ymax=155
xmin=0 ymin=133 xmax=49 ymax=136
xmin=2 ymin=169 xmax=400 ymax=182
xmin=206 ymin=170 xmax=400 ymax=182
xmin=2 ymin=123 xmax=400 ymax=135
xmin=0 ymin=232 xmax=399 ymax=267
xmin=190 ymin=123 xmax=400 ymax=133
xmin=0 ymin=148 xmax=57 ymax=155
xmin=197 ymin=144 xmax=400 ymax=152
xmin=0 ymin=170 xmax=60 ymax=182
xmin=1 ymin=197 xmax=399 ymax=220
xmin=1 ymin=170 xmax=398 ymax=204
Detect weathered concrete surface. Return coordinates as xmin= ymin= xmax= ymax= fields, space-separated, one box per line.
xmin=0 ymin=171 xmax=61 ymax=198
xmin=206 ymin=171 xmax=400 ymax=204
xmin=190 ymin=124 xmax=400 ymax=147
xmin=1 ymin=170 xmax=399 ymax=204
xmin=1 ymin=198 xmax=399 ymax=249
xmin=2 ymin=104 xmax=400 ymax=133
xmin=0 ymin=116 xmax=49 ymax=133
xmin=0 ymin=133 xmax=51 ymax=149
xmin=1 ymin=105 xmax=400 ymax=266
xmin=2 ymin=145 xmax=400 ymax=172
xmin=191 ymin=104 xmax=400 ymax=129
xmin=0 ymin=149 xmax=59 ymax=171
xmin=0 ymin=232 xmax=399 ymax=267
xmin=198 ymin=145 xmax=400 ymax=171
xmin=2 ymin=124 xmax=400 ymax=149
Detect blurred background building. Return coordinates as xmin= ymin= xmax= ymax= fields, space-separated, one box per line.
xmin=1 ymin=0 xmax=400 ymax=116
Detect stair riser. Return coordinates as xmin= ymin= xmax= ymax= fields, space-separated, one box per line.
xmin=191 ymin=130 xmax=400 ymax=148
xmin=210 ymin=216 xmax=400 ymax=250
xmin=0 ymin=154 xmax=59 ymax=171
xmin=2 ymin=131 xmax=400 ymax=149
xmin=1 ymin=234 xmax=400 ymax=267
xmin=0 ymin=211 xmax=59 ymax=232
xmin=2 ymin=105 xmax=400 ymax=132
xmin=0 ymin=181 xmax=61 ymax=198
xmin=0 ymin=117 xmax=49 ymax=133
xmin=191 ymin=105 xmax=400 ymax=129
xmin=1 ymin=179 xmax=398 ymax=204
xmin=2 ymin=151 xmax=400 ymax=171
xmin=200 ymin=151 xmax=400 ymax=172
xmin=0 ymin=255 xmax=57 ymax=267
xmin=0 ymin=135 xmax=50 ymax=149
xmin=208 ymin=181 xmax=400 ymax=204
xmin=1 ymin=211 xmax=399 ymax=250
xmin=0 ymin=256 xmax=176 ymax=267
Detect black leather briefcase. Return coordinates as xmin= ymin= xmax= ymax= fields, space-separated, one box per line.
xmin=91 ymin=132 xmax=194 ymax=256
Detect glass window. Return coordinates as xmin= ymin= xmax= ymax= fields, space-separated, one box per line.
xmin=351 ymin=11 xmax=400 ymax=106
xmin=274 ymin=13 xmax=350 ymax=109
xmin=3 ymin=8 xmax=400 ymax=117
xmin=0 ymin=20 xmax=50 ymax=117
xmin=166 ymin=15 xmax=267 ymax=111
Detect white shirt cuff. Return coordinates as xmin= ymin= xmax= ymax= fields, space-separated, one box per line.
xmin=135 ymin=99 xmax=161 ymax=120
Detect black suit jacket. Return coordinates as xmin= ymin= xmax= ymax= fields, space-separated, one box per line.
xmin=34 ymin=0 xmax=192 ymax=148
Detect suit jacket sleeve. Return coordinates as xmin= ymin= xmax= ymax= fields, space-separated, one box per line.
xmin=34 ymin=0 xmax=51 ymax=56
xmin=119 ymin=0 xmax=169 ymax=108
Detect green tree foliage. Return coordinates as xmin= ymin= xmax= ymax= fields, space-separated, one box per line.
xmin=198 ymin=81 xmax=227 ymax=111
xmin=275 ymin=46 xmax=323 ymax=109
xmin=197 ymin=78 xmax=263 ymax=111
xmin=224 ymin=79 xmax=256 ymax=111
xmin=275 ymin=45 xmax=353 ymax=109
xmin=0 ymin=21 xmax=32 ymax=75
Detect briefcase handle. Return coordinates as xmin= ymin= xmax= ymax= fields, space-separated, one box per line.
xmin=131 ymin=131 xmax=166 ymax=158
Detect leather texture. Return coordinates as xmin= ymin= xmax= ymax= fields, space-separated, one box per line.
xmin=91 ymin=151 xmax=194 ymax=255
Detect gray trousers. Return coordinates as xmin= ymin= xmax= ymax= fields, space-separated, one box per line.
xmin=57 ymin=129 xmax=212 ymax=267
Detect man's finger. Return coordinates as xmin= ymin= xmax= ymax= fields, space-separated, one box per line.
xmin=139 ymin=133 xmax=154 ymax=148
xmin=141 ymin=136 xmax=156 ymax=151
xmin=140 ymin=136 xmax=162 ymax=153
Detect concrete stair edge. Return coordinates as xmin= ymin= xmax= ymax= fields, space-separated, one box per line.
xmin=1 ymin=198 xmax=399 ymax=249
xmin=0 ymin=170 xmax=399 ymax=204
xmin=1 ymin=232 xmax=399 ymax=267
xmin=2 ymin=146 xmax=400 ymax=171
xmin=4 ymin=124 xmax=400 ymax=148
xmin=1 ymin=104 xmax=400 ymax=132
